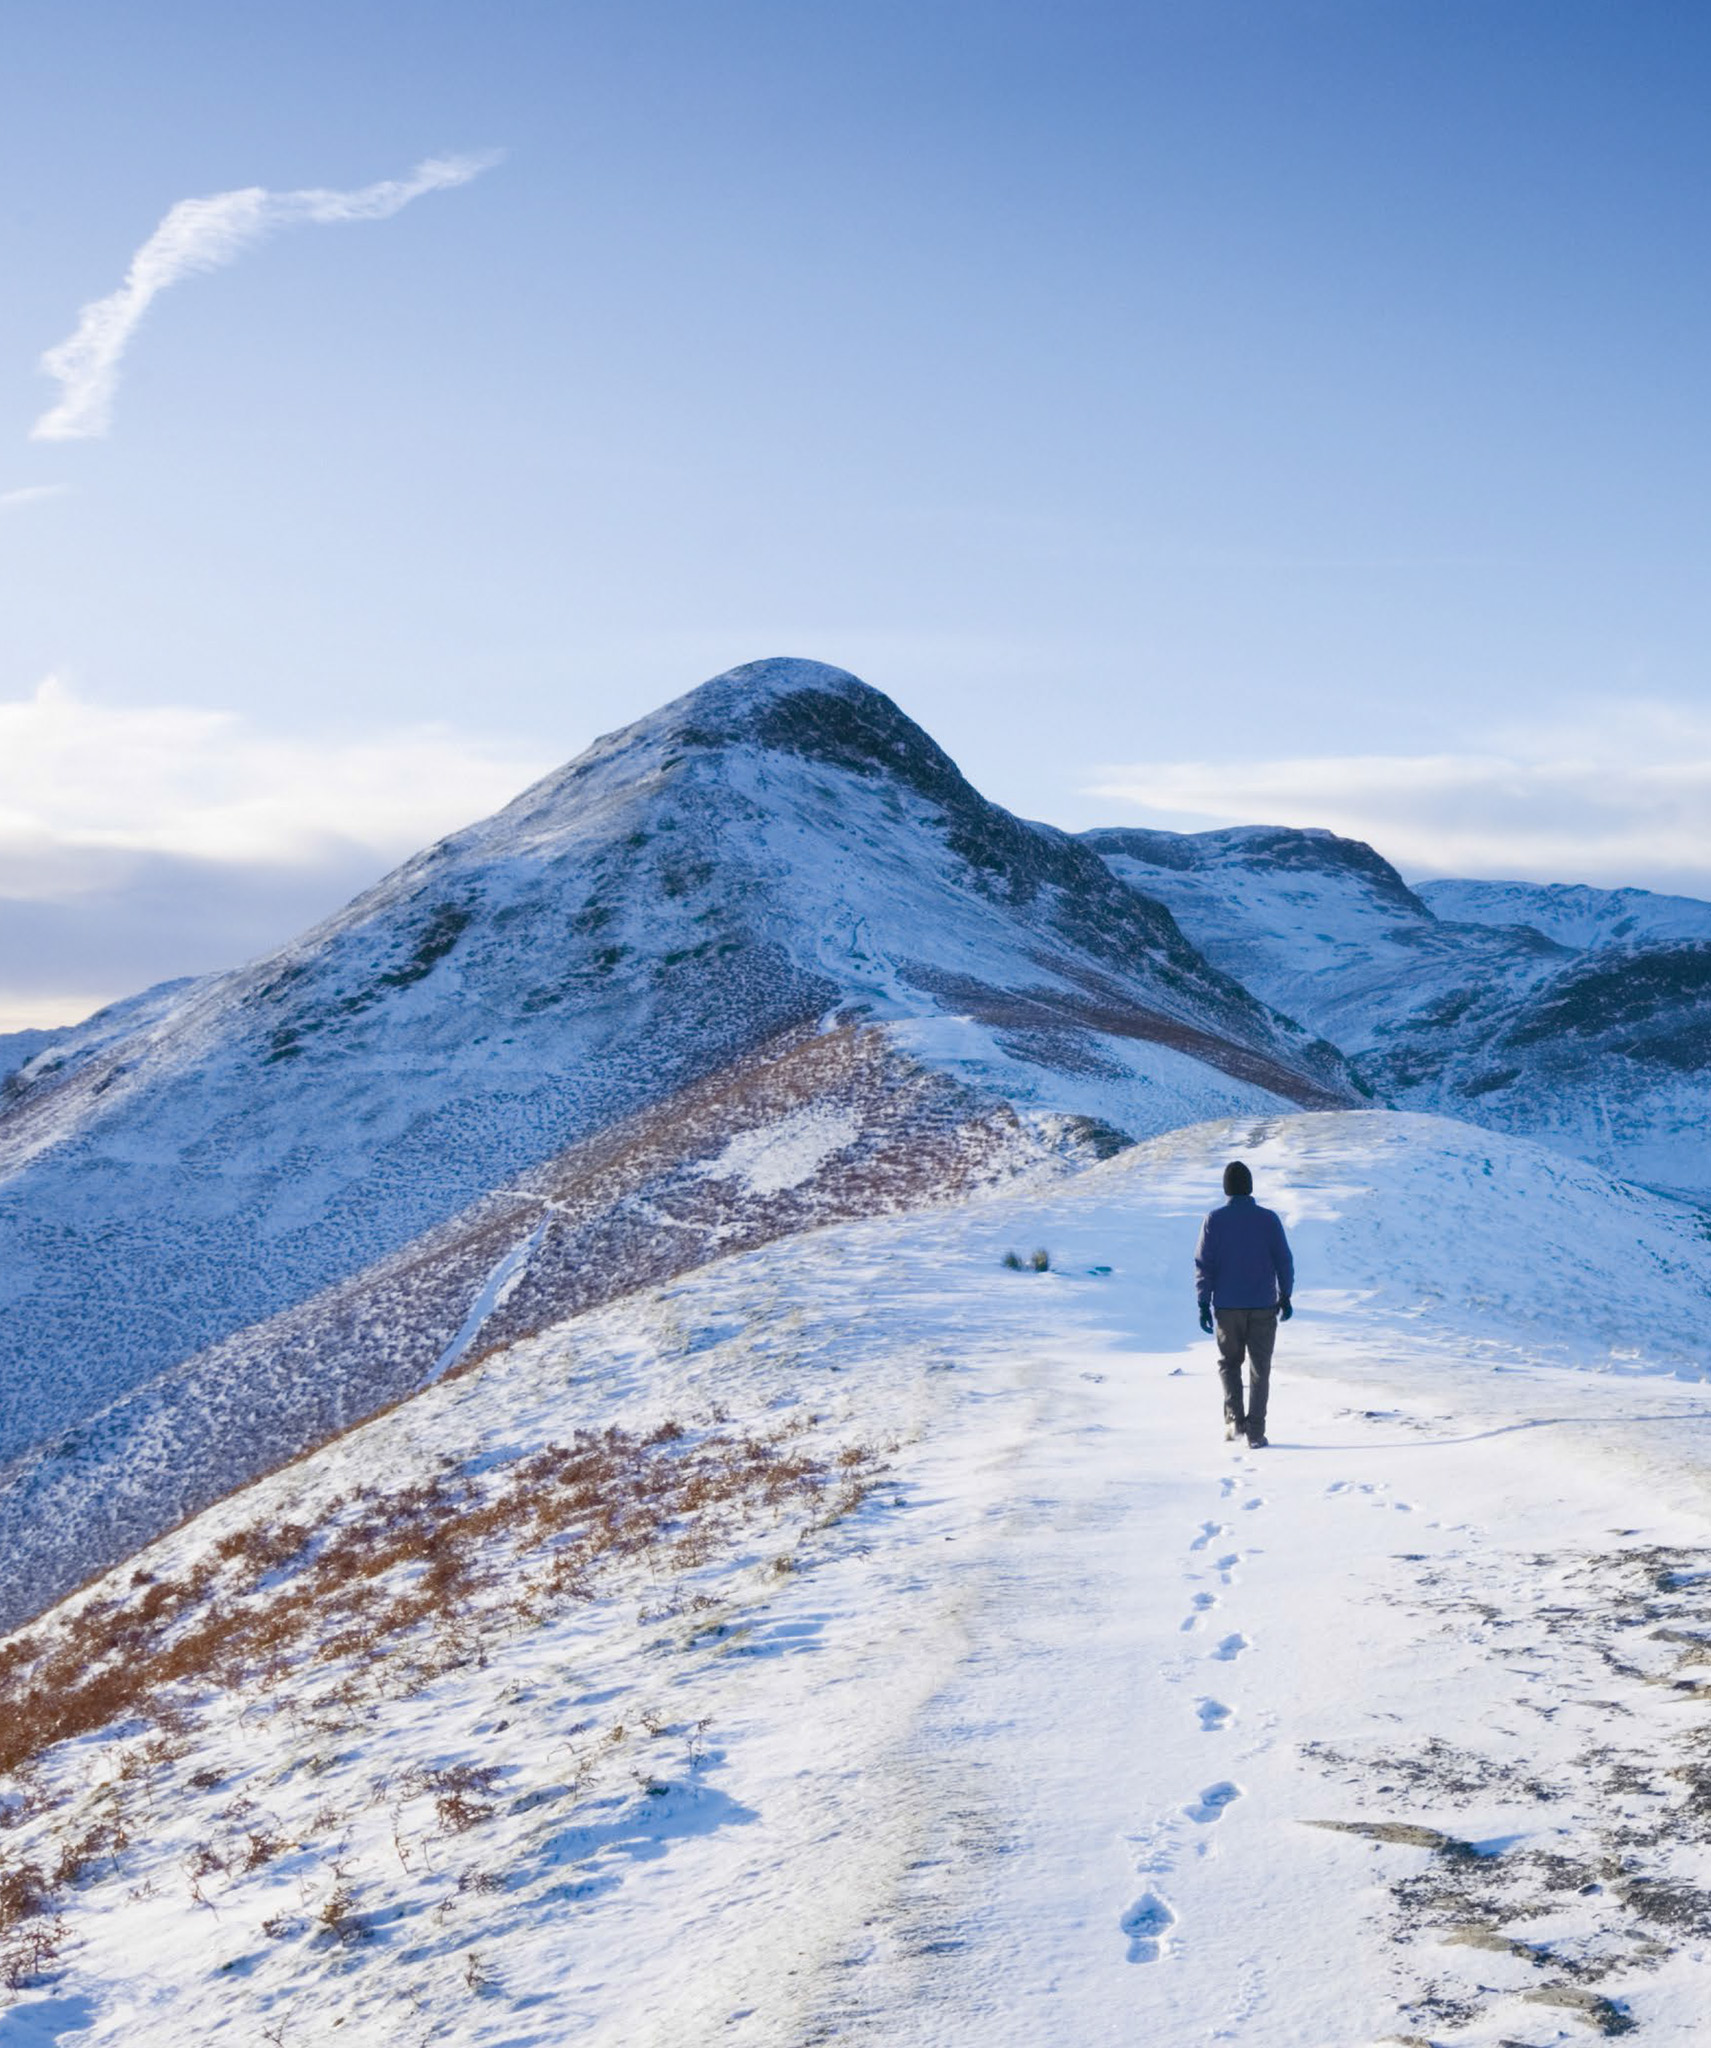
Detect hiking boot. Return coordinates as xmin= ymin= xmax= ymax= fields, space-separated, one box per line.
xmin=1224 ymin=1416 xmax=1247 ymax=1442
xmin=1246 ymin=1430 xmax=1270 ymax=1449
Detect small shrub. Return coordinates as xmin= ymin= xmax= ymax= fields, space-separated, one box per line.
xmin=1029 ymin=1248 xmax=1051 ymax=1272
xmin=50 ymin=1826 xmax=112 ymax=1890
xmin=316 ymin=1874 xmax=362 ymax=1943
xmin=424 ymin=1763 xmax=500 ymax=1798
xmin=0 ymin=1861 xmax=48 ymax=1933
xmin=434 ymin=1791 xmax=492 ymax=1835
xmin=242 ymin=1829 xmax=286 ymax=1872
xmin=1 ymin=1914 xmax=68 ymax=1989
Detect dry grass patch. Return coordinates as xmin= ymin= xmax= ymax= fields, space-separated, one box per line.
xmin=0 ymin=1410 xmax=885 ymax=1986
xmin=0 ymin=1419 xmax=880 ymax=1782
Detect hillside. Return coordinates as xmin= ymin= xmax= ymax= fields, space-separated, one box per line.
xmin=1086 ymin=824 xmax=1711 ymax=1198
xmin=2 ymin=1111 xmax=1709 ymax=2044
xmin=1083 ymin=824 xmax=1569 ymax=1051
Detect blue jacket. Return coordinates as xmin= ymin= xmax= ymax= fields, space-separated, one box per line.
xmin=1195 ymin=1195 xmax=1294 ymax=1312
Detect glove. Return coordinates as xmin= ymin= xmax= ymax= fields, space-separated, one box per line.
xmin=1278 ymin=1297 xmax=1293 ymax=1322
xmin=1198 ymin=1306 xmax=1214 ymax=1335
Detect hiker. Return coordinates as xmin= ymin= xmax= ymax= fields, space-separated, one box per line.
xmin=1194 ymin=1160 xmax=1294 ymax=1449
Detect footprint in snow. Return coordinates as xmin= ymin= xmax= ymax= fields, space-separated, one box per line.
xmin=1196 ymin=1697 xmax=1233 ymax=1732
xmin=1188 ymin=1521 xmax=1226 ymax=1552
xmin=1241 ymin=1497 xmax=1264 ymax=1512
xmin=1214 ymin=1553 xmax=1241 ymax=1582
xmin=1120 ymin=1890 xmax=1176 ymax=1963
xmin=1219 ymin=1477 xmax=1240 ymax=1499
xmin=1211 ymin=1632 xmax=1248 ymax=1662
xmin=1184 ymin=1780 xmax=1243 ymax=1824
xmin=1181 ymin=1592 xmax=1219 ymax=1632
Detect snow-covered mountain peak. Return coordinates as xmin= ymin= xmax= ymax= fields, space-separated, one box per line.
xmin=1081 ymin=819 xmax=1483 ymax=1054
xmin=424 ymin=655 xmax=955 ymax=874
xmin=663 ymin=652 xmax=874 ymax=731
xmin=479 ymin=652 xmax=948 ymax=814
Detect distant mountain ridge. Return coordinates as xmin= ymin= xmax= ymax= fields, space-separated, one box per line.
xmin=1415 ymin=877 xmax=1711 ymax=952
xmin=1085 ymin=823 xmax=1711 ymax=1199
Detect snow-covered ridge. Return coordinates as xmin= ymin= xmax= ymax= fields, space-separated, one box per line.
xmin=1418 ymin=875 xmax=1711 ymax=951
xmin=12 ymin=653 xmax=1711 ymax=1663
xmin=3 ymin=1109 xmax=1711 ymax=2042
xmin=1082 ymin=822 xmax=1569 ymax=1052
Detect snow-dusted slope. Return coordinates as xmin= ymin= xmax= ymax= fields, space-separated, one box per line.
xmin=0 ymin=661 xmax=1350 ymax=1488
xmin=1083 ymin=824 xmax=1568 ymax=1048
xmin=1088 ymin=824 xmax=1711 ymax=1199
xmin=5 ymin=1111 xmax=1711 ymax=2044
xmin=0 ymin=1023 xmax=1051 ymax=1631
xmin=1420 ymin=874 xmax=1711 ymax=950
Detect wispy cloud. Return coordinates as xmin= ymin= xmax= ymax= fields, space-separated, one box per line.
xmin=0 ymin=483 xmax=70 ymax=511
xmin=31 ymin=152 xmax=499 ymax=441
xmin=1089 ymin=700 xmax=1711 ymax=894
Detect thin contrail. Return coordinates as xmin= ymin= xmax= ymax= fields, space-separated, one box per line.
xmin=31 ymin=152 xmax=500 ymax=442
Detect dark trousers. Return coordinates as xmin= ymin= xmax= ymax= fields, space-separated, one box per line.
xmin=1214 ymin=1308 xmax=1277 ymax=1435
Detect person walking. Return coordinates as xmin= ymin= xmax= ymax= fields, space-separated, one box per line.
xmin=1194 ymin=1160 xmax=1294 ymax=1448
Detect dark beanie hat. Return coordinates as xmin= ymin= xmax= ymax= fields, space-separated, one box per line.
xmin=1223 ymin=1160 xmax=1253 ymax=1197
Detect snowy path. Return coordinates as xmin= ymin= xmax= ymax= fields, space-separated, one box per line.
xmin=522 ymin=1106 xmax=1711 ymax=2045
xmin=7 ymin=1111 xmax=1711 ymax=2045
xmin=795 ymin=1334 xmax=1711 ymax=2044
xmin=608 ymin=1112 xmax=1711 ymax=2044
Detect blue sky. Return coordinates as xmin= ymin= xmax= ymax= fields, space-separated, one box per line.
xmin=4 ymin=1 xmax=1711 ymax=1023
